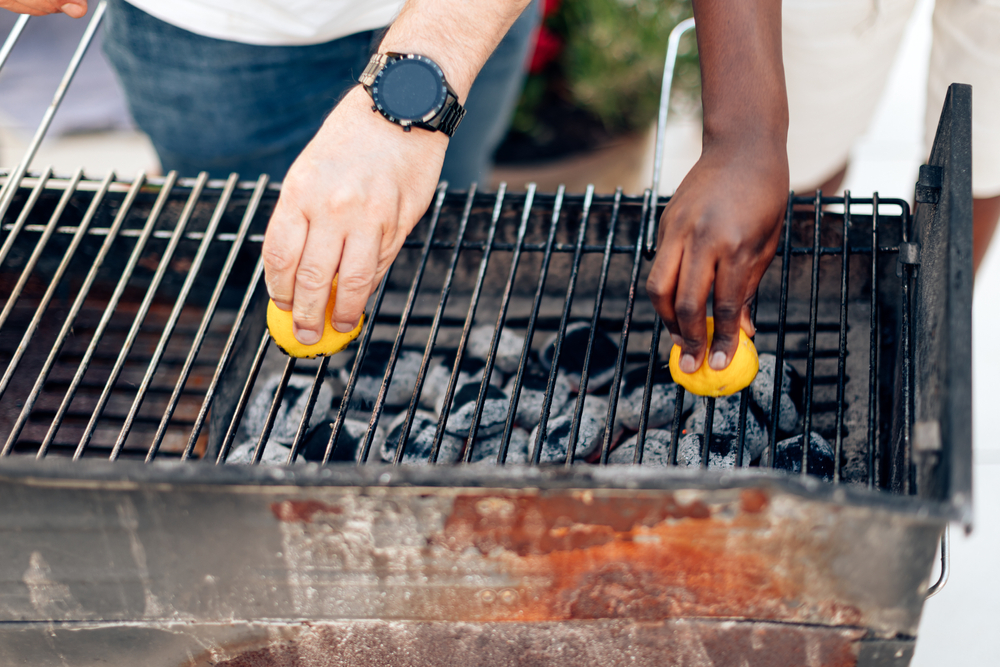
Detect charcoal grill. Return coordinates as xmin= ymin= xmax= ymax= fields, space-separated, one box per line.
xmin=0 ymin=9 xmax=971 ymax=667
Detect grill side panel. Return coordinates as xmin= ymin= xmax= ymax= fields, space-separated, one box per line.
xmin=0 ymin=468 xmax=941 ymax=638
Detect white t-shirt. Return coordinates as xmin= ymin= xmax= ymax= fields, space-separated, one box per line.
xmin=124 ymin=1 xmax=407 ymax=46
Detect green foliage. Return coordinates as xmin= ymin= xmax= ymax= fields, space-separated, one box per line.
xmin=518 ymin=0 xmax=700 ymax=136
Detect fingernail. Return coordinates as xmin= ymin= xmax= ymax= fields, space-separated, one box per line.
xmin=680 ymin=353 xmax=697 ymax=374
xmin=709 ymin=351 xmax=728 ymax=371
xmin=293 ymin=326 xmax=320 ymax=345
xmin=273 ymin=300 xmax=292 ymax=311
xmin=61 ymin=3 xmax=86 ymax=18
xmin=671 ymin=334 xmax=683 ymax=348
xmin=333 ymin=318 xmax=360 ymax=333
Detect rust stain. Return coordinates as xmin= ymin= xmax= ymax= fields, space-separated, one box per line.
xmin=432 ymin=491 xmax=863 ymax=626
xmin=271 ymin=499 xmax=342 ymax=523
xmin=740 ymin=488 xmax=769 ymax=513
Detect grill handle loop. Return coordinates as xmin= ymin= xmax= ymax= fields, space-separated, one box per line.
xmin=645 ymin=16 xmax=696 ymax=259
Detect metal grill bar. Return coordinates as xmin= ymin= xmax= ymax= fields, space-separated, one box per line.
xmin=0 ymin=1 xmax=106 ymax=224
xmin=598 ymin=189 xmax=650 ymax=465
xmin=364 ymin=184 xmax=445 ymax=464
xmin=286 ymin=357 xmax=329 ymax=465
xmin=397 ymin=186 xmax=478 ymax=463
xmin=833 ymin=192 xmax=853 ymax=482
xmin=0 ymin=168 xmax=61 ymax=333
xmin=565 ymin=187 xmax=621 ymax=465
xmin=499 ymin=186 xmax=565 ymax=463
xmin=217 ymin=330 xmax=271 ymax=464
xmin=0 ymin=172 xmax=118 ymax=421
xmin=112 ymin=173 xmax=240 ymax=459
xmin=429 ymin=186 xmax=507 ymax=464
xmin=250 ymin=356 xmax=296 ymax=465
xmin=0 ymin=14 xmax=28 ymax=72
xmin=800 ymin=191 xmax=825 ymax=475
xmin=150 ymin=174 xmax=270 ymax=461
xmin=461 ymin=185 xmax=536 ymax=461
xmin=76 ymin=171 xmax=205 ymax=458
xmin=531 ymin=186 xmax=594 ymax=464
xmin=767 ymin=195 xmax=796 ymax=468
xmin=183 ymin=259 xmax=264 ymax=460
xmin=868 ymin=194 xmax=881 ymax=487
xmin=325 ymin=263 xmax=394 ymax=464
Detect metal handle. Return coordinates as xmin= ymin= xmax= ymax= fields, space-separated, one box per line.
xmin=925 ymin=526 xmax=950 ymax=598
xmin=0 ymin=1 xmax=108 ymax=222
xmin=646 ymin=16 xmax=696 ymax=257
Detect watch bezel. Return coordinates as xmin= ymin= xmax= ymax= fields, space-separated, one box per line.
xmin=369 ymin=54 xmax=450 ymax=128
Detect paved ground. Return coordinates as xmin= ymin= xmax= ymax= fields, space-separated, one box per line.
xmin=1 ymin=1 xmax=997 ymax=663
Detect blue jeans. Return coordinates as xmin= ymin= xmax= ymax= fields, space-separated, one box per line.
xmin=101 ymin=0 xmax=539 ymax=188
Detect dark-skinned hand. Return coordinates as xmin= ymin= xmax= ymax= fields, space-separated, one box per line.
xmin=646 ymin=139 xmax=788 ymax=375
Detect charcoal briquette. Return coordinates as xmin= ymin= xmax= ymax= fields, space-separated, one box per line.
xmin=236 ymin=370 xmax=333 ymax=448
xmin=675 ymin=433 xmax=737 ymax=469
xmin=615 ymin=366 xmax=692 ymax=431
xmin=750 ymin=353 xmax=801 ymax=434
xmin=442 ymin=382 xmax=510 ymax=439
xmin=504 ymin=364 xmax=572 ymax=430
xmin=760 ymin=431 xmax=835 ymax=480
xmin=685 ymin=394 xmax=769 ymax=462
xmin=340 ymin=343 xmax=425 ymax=412
xmin=529 ymin=394 xmax=615 ymax=463
xmin=227 ymin=440 xmax=303 ymax=465
xmin=469 ymin=426 xmax=531 ymax=465
xmin=466 ymin=324 xmax=525 ymax=375
xmin=540 ymin=321 xmax=618 ymax=392
xmin=607 ymin=429 xmax=673 ymax=466
xmin=380 ymin=410 xmax=463 ymax=464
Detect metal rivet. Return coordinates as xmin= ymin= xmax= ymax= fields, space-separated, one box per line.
xmin=499 ymin=589 xmax=518 ymax=604
xmin=480 ymin=589 xmax=496 ymax=603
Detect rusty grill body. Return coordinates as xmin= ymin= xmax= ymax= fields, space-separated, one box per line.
xmin=0 ymin=9 xmax=973 ymax=667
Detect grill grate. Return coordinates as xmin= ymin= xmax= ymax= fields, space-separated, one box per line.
xmin=0 ymin=170 xmax=913 ymax=491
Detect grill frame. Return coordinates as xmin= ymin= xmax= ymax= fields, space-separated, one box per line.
xmin=0 ymin=3 xmax=973 ymax=662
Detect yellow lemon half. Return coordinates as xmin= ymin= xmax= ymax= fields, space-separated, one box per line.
xmin=266 ymin=278 xmax=364 ymax=358
xmin=668 ymin=317 xmax=759 ymax=397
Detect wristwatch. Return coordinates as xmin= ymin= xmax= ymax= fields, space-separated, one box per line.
xmin=359 ymin=52 xmax=466 ymax=137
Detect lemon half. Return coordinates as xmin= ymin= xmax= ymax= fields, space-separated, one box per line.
xmin=668 ymin=317 xmax=759 ymax=397
xmin=266 ymin=278 xmax=364 ymax=358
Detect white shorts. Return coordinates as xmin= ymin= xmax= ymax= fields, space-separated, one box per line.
xmin=783 ymin=0 xmax=1000 ymax=198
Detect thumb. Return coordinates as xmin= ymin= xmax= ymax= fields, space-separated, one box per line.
xmin=60 ymin=2 xmax=87 ymax=18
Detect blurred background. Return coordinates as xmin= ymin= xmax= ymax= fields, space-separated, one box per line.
xmin=1 ymin=1 xmax=997 ymax=664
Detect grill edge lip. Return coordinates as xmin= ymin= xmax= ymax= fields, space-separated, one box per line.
xmin=0 ymin=456 xmax=959 ymax=521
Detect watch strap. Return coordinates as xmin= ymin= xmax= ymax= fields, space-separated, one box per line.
xmin=359 ymin=53 xmax=391 ymax=89
xmin=431 ymin=91 xmax=467 ymax=137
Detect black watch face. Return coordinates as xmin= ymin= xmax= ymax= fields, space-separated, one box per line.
xmin=372 ymin=57 xmax=447 ymax=123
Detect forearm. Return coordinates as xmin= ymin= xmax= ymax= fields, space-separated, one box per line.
xmin=692 ymin=0 xmax=788 ymax=149
xmin=378 ymin=0 xmax=533 ymax=100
